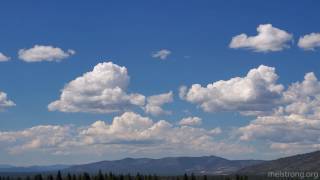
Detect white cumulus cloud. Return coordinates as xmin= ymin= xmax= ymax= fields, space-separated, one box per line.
xmin=298 ymin=33 xmax=320 ymax=50
xmin=180 ymin=65 xmax=284 ymax=115
xmin=229 ymin=24 xmax=293 ymax=52
xmin=180 ymin=63 xmax=320 ymax=155
xmin=18 ymin=45 xmax=75 ymax=62
xmin=238 ymin=72 xmax=320 ymax=154
xmin=0 ymin=112 xmax=251 ymax=157
xmin=144 ymin=91 xmax=173 ymax=116
xmin=0 ymin=125 xmax=73 ymax=154
xmin=0 ymin=53 xmax=10 ymax=62
xmin=48 ymin=62 xmax=145 ymax=113
xmin=152 ymin=49 xmax=171 ymax=60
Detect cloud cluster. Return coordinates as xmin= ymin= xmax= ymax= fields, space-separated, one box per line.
xmin=152 ymin=49 xmax=171 ymax=60
xmin=0 ymin=112 xmax=251 ymax=157
xmin=48 ymin=62 xmax=146 ymax=113
xmin=18 ymin=45 xmax=75 ymax=62
xmin=238 ymin=72 xmax=320 ymax=154
xmin=298 ymin=33 xmax=320 ymax=50
xmin=144 ymin=91 xmax=173 ymax=116
xmin=0 ymin=53 xmax=10 ymax=62
xmin=0 ymin=91 xmax=15 ymax=110
xmin=180 ymin=65 xmax=284 ymax=115
xmin=0 ymin=125 xmax=73 ymax=154
xmin=180 ymin=64 xmax=320 ymax=154
xmin=229 ymin=24 xmax=293 ymax=52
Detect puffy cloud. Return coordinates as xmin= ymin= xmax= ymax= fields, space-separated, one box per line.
xmin=0 ymin=91 xmax=15 ymax=110
xmin=180 ymin=65 xmax=284 ymax=115
xmin=152 ymin=49 xmax=171 ymax=60
xmin=238 ymin=115 xmax=320 ymax=142
xmin=80 ymin=112 xmax=165 ymax=145
xmin=298 ymin=33 xmax=320 ymax=50
xmin=0 ymin=112 xmax=251 ymax=157
xmin=229 ymin=24 xmax=293 ymax=52
xmin=0 ymin=53 xmax=10 ymax=62
xmin=179 ymin=116 xmax=202 ymax=126
xmin=79 ymin=112 xmax=236 ymax=157
xmin=48 ymin=62 xmax=146 ymax=113
xmin=144 ymin=91 xmax=173 ymax=116
xmin=238 ymin=114 xmax=320 ymax=155
xmin=0 ymin=125 xmax=73 ymax=154
xmin=238 ymin=72 xmax=320 ymax=154
xmin=180 ymin=64 xmax=320 ymax=155
xmin=18 ymin=45 xmax=75 ymax=62
xmin=281 ymin=72 xmax=320 ymax=118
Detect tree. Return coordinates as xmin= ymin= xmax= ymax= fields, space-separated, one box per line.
xmin=203 ymin=175 xmax=207 ymax=180
xmin=135 ymin=173 xmax=142 ymax=180
xmin=126 ymin=174 xmax=132 ymax=180
xmin=108 ymin=172 xmax=114 ymax=180
xmin=83 ymin=173 xmax=91 ymax=180
xmin=47 ymin=175 xmax=54 ymax=180
xmin=56 ymin=171 xmax=63 ymax=180
xmin=183 ymin=173 xmax=188 ymax=180
xmin=98 ymin=170 xmax=104 ymax=180
xmin=67 ymin=173 xmax=72 ymax=180
xmin=152 ymin=174 xmax=158 ymax=180
xmin=34 ymin=174 xmax=43 ymax=180
xmin=191 ymin=173 xmax=196 ymax=180
xmin=119 ymin=175 xmax=124 ymax=180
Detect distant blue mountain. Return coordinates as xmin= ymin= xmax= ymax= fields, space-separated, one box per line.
xmin=0 ymin=165 xmax=14 ymax=169
xmin=2 ymin=151 xmax=320 ymax=175
xmin=0 ymin=156 xmax=262 ymax=175
xmin=65 ymin=156 xmax=263 ymax=175
xmin=0 ymin=164 xmax=70 ymax=173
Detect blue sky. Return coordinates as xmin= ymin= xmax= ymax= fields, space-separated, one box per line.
xmin=1 ymin=0 xmax=320 ymax=165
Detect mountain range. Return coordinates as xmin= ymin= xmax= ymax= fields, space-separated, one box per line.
xmin=0 ymin=165 xmax=70 ymax=173
xmin=1 ymin=151 xmax=320 ymax=175
xmin=65 ymin=156 xmax=262 ymax=175
xmin=239 ymin=150 xmax=320 ymax=175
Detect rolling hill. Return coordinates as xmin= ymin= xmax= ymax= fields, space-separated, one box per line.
xmin=239 ymin=151 xmax=320 ymax=175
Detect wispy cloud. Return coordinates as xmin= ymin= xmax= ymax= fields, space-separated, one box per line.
xmin=152 ymin=49 xmax=171 ymax=60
